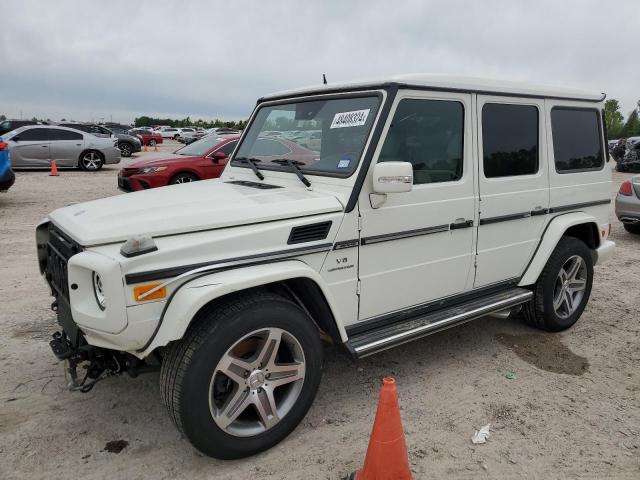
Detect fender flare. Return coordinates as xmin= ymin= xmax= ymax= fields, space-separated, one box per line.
xmin=519 ymin=212 xmax=599 ymax=286
xmin=139 ymin=260 xmax=346 ymax=356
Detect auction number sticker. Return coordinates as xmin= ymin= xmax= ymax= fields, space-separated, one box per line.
xmin=330 ymin=109 xmax=370 ymax=129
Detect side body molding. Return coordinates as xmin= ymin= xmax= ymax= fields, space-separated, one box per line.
xmin=140 ymin=260 xmax=347 ymax=357
xmin=519 ymin=212 xmax=599 ymax=286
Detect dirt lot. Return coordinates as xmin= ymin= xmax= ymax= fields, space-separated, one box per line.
xmin=1 ymin=147 xmax=639 ymax=479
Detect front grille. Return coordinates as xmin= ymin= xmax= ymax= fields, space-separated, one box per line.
xmin=46 ymin=225 xmax=82 ymax=301
xmin=120 ymin=168 xmax=138 ymax=178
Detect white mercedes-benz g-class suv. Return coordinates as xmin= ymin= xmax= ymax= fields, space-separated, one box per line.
xmin=37 ymin=74 xmax=615 ymax=459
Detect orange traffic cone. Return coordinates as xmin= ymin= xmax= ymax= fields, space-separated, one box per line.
xmin=154 ymin=143 xmax=158 ymax=152
xmin=353 ymin=378 xmax=413 ymax=480
xmin=49 ymin=160 xmax=59 ymax=176
xmin=144 ymin=143 xmax=148 ymax=152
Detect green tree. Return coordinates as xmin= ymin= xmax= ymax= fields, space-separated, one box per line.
xmin=621 ymin=103 xmax=640 ymax=138
xmin=0 ymin=114 xmax=6 ymax=121
xmin=604 ymin=99 xmax=624 ymax=139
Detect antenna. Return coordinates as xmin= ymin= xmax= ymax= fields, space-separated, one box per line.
xmin=322 ymin=74 xmax=327 ymax=85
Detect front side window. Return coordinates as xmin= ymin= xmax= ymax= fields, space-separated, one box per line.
xmin=551 ymin=108 xmax=603 ymax=172
xmin=232 ymin=95 xmax=381 ymax=177
xmin=214 ymin=140 xmax=238 ymax=157
xmin=178 ymin=135 xmax=235 ymax=156
xmin=482 ymin=103 xmax=539 ymax=178
xmin=378 ymin=98 xmax=464 ymax=184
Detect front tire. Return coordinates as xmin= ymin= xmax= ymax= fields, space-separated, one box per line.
xmin=119 ymin=142 xmax=133 ymax=157
xmin=160 ymin=292 xmax=323 ymax=459
xmin=169 ymin=172 xmax=199 ymax=184
xmin=522 ymin=236 xmax=593 ymax=331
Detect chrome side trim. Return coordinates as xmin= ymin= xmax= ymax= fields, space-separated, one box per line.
xmin=353 ymin=290 xmax=533 ymax=357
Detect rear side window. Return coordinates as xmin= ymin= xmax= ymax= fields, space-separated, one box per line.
xmin=18 ymin=128 xmax=49 ymax=141
xmin=48 ymin=129 xmax=83 ymax=141
xmin=379 ymin=98 xmax=464 ymax=184
xmin=551 ymin=108 xmax=604 ymax=172
xmin=482 ymin=103 xmax=539 ymax=178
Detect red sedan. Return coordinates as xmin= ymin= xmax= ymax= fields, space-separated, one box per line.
xmin=118 ymin=135 xmax=239 ymax=191
xmin=130 ymin=129 xmax=164 ymax=147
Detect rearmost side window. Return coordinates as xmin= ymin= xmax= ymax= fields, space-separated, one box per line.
xmin=551 ymin=107 xmax=604 ymax=173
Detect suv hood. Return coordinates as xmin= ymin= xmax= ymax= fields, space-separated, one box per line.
xmin=48 ymin=180 xmax=344 ymax=246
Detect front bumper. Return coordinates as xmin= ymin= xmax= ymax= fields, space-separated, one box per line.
xmin=118 ymin=172 xmax=167 ymax=191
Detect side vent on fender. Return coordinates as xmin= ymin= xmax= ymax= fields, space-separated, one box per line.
xmin=288 ymin=221 xmax=332 ymax=245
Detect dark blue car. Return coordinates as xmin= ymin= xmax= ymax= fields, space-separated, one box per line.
xmin=0 ymin=138 xmax=15 ymax=191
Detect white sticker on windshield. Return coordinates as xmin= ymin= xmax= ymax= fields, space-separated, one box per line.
xmin=330 ymin=109 xmax=370 ymax=129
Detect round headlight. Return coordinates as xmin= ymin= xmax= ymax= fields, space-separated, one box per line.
xmin=93 ymin=272 xmax=106 ymax=310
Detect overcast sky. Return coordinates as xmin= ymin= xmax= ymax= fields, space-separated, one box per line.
xmin=1 ymin=0 xmax=638 ymax=124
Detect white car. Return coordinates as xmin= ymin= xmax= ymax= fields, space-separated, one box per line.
xmin=37 ymin=74 xmax=614 ymax=459
xmin=158 ymin=127 xmax=182 ymax=139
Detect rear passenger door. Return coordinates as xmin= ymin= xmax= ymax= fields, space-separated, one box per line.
xmin=474 ymin=96 xmax=549 ymax=287
xmin=48 ymin=129 xmax=84 ymax=166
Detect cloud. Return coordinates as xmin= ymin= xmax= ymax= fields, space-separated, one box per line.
xmin=0 ymin=0 xmax=637 ymax=123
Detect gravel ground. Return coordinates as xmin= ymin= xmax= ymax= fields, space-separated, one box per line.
xmin=1 ymin=148 xmax=638 ymax=479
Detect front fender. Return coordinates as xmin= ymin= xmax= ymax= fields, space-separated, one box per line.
xmin=140 ymin=260 xmax=346 ymax=356
xmin=519 ymin=212 xmax=599 ymax=286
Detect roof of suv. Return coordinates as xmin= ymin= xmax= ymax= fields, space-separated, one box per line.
xmin=261 ymin=73 xmax=605 ymax=102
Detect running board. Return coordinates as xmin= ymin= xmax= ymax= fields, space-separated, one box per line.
xmin=347 ymin=288 xmax=533 ymax=358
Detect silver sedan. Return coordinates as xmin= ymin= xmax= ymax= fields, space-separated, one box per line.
xmin=615 ymin=175 xmax=640 ymax=234
xmin=2 ymin=125 xmax=120 ymax=171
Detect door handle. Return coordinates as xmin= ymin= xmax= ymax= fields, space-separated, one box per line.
xmin=530 ymin=206 xmax=549 ymax=216
xmin=41 ymin=145 xmax=48 ymax=148
xmin=450 ymin=218 xmax=474 ymax=230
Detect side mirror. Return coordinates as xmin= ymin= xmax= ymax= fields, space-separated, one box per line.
xmin=372 ymin=161 xmax=413 ymax=193
xmin=211 ymin=151 xmax=226 ymax=163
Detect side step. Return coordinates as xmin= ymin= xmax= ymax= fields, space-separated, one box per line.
xmin=347 ymin=288 xmax=533 ymax=358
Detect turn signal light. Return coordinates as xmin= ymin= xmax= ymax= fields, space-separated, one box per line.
xmin=619 ymin=180 xmax=633 ymax=196
xmin=133 ymin=283 xmax=167 ymax=302
xmin=0 ymin=142 xmax=8 ymax=151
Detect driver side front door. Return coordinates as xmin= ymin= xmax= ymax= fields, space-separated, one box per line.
xmin=357 ymin=91 xmax=477 ymax=321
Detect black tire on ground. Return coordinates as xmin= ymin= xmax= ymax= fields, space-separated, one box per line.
xmin=119 ymin=142 xmax=133 ymax=157
xmin=169 ymin=172 xmax=199 ymax=184
xmin=78 ymin=151 xmax=105 ymax=171
xmin=623 ymin=223 xmax=640 ymax=234
xmin=148 ymin=139 xmax=156 ymax=147
xmin=159 ymin=291 xmax=323 ymax=459
xmin=522 ymin=236 xmax=594 ymax=332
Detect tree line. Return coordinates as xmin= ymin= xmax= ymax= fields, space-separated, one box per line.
xmin=604 ymin=99 xmax=640 ymax=140
xmin=133 ymin=116 xmax=247 ymax=130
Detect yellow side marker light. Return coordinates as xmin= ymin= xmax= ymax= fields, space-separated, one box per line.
xmin=134 ymin=283 xmax=167 ymax=302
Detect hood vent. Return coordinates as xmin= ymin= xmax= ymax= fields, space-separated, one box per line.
xmin=225 ymin=180 xmax=282 ymax=189
xmin=288 ymin=221 xmax=332 ymax=244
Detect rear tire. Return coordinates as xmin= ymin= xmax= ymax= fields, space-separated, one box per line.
xmin=78 ymin=151 xmax=104 ymax=171
xmin=522 ymin=236 xmax=593 ymax=332
xmin=623 ymin=223 xmax=640 ymax=234
xmin=160 ymin=292 xmax=322 ymax=459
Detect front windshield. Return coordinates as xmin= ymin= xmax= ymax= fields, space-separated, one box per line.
xmin=232 ymin=94 xmax=381 ymax=177
xmin=176 ymin=135 xmax=230 ymax=156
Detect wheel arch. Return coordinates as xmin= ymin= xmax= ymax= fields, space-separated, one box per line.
xmin=140 ymin=260 xmax=347 ymax=357
xmin=519 ymin=212 xmax=601 ymax=286
xmin=169 ymin=170 xmax=201 ymax=183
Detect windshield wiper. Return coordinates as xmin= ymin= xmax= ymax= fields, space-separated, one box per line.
xmin=234 ymin=157 xmax=264 ymax=180
xmin=271 ymin=159 xmax=311 ymax=187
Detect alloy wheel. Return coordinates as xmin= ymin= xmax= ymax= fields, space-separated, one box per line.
xmin=209 ymin=328 xmax=306 ymax=437
xmin=120 ymin=144 xmax=132 ymax=157
xmin=175 ymin=176 xmax=194 ymax=184
xmin=552 ymin=255 xmax=587 ymax=319
xmin=82 ymin=152 xmax=102 ymax=171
